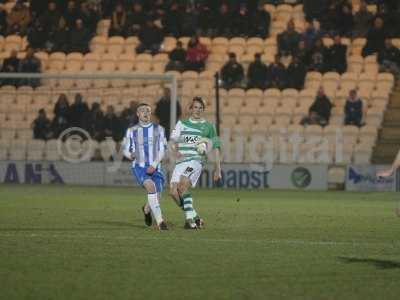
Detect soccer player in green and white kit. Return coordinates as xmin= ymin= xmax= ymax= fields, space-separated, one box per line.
xmin=169 ymin=97 xmax=222 ymax=229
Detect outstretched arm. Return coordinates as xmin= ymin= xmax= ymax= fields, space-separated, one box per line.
xmin=213 ymin=147 xmax=222 ymax=182
xmin=122 ymin=128 xmax=135 ymax=161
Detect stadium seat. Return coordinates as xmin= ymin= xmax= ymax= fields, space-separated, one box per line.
xmin=107 ymin=36 xmax=125 ymax=55
xmin=90 ymin=36 xmax=108 ymax=53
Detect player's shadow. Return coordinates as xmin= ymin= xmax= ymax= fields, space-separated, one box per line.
xmin=88 ymin=220 xmax=146 ymax=229
xmin=338 ymin=256 xmax=400 ymax=270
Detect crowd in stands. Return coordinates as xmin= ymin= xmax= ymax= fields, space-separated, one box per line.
xmin=32 ymin=87 xmax=181 ymax=142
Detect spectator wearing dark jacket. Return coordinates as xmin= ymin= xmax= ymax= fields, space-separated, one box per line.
xmin=6 ymin=2 xmax=31 ymax=35
xmin=109 ymin=3 xmax=127 ymax=37
xmin=165 ymin=41 xmax=186 ymax=72
xmin=69 ymin=18 xmax=90 ymax=53
xmin=126 ymin=2 xmax=146 ymax=36
xmin=303 ymin=0 xmax=330 ymax=21
xmin=353 ymin=1 xmax=374 ymax=37
xmin=251 ymin=3 xmax=270 ymax=38
xmin=221 ymin=52 xmax=245 ymax=89
xmin=155 ymin=88 xmax=182 ymax=139
xmin=19 ymin=48 xmax=41 ymax=87
xmin=64 ymin=1 xmax=79 ymax=29
xmin=181 ymin=4 xmax=198 ymax=37
xmin=215 ymin=3 xmax=232 ymax=37
xmin=327 ymin=35 xmax=347 ymax=74
xmin=345 ymin=90 xmax=363 ymax=127
xmin=231 ymin=4 xmax=250 ymax=36
xmin=378 ymin=38 xmax=400 ymax=78
xmin=27 ymin=19 xmax=47 ymax=50
xmin=185 ymin=36 xmax=209 ymax=72
xmin=162 ymin=2 xmax=182 ymax=37
xmin=1 ymin=50 xmax=19 ymax=86
xmin=301 ymin=88 xmax=333 ymax=127
xmin=287 ymin=56 xmax=306 ymax=90
xmin=362 ymin=17 xmax=387 ymax=57
xmin=86 ymin=102 xmax=104 ymax=141
xmin=309 ymin=39 xmax=329 ymax=73
xmin=52 ymin=94 xmax=71 ymax=138
xmin=278 ymin=20 xmax=301 ymax=57
xmin=136 ymin=20 xmax=164 ymax=55
xmin=40 ymin=1 xmax=61 ymax=37
xmin=337 ymin=4 xmax=354 ymax=37
xmin=69 ymin=93 xmax=89 ymax=128
xmin=247 ymin=53 xmax=268 ymax=89
xmin=267 ymin=55 xmax=287 ymax=89
xmin=0 ymin=6 xmax=6 ymax=36
xmin=33 ymin=109 xmax=52 ymax=140
xmin=50 ymin=18 xmax=69 ymax=52
xmin=302 ymin=22 xmax=320 ymax=50
xmin=103 ymin=105 xmax=121 ymax=141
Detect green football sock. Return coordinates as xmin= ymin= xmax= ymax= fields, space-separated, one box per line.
xmin=182 ymin=193 xmax=197 ymax=220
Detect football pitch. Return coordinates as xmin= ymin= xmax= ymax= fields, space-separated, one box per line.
xmin=0 ymin=185 xmax=399 ymax=300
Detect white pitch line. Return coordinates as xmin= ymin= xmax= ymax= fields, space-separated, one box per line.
xmin=0 ymin=232 xmax=398 ymax=247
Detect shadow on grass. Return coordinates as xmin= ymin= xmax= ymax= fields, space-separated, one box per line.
xmin=89 ymin=220 xmax=146 ymax=229
xmin=338 ymin=257 xmax=400 ymax=269
xmin=0 ymin=221 xmax=146 ymax=232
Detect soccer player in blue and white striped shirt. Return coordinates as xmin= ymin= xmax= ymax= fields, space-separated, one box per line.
xmin=123 ymin=103 xmax=168 ymax=230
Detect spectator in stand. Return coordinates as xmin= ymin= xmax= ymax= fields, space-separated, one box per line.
xmin=181 ymin=4 xmax=198 ymax=37
xmin=296 ymin=40 xmax=311 ymax=66
xmin=362 ymin=17 xmax=387 ymax=57
xmin=267 ymin=55 xmax=287 ymax=90
xmin=215 ymin=3 xmax=232 ymax=37
xmin=165 ymin=41 xmax=186 ymax=72
xmin=50 ymin=17 xmax=69 ymax=52
xmin=27 ymin=19 xmax=47 ymax=50
xmin=120 ymin=100 xmax=138 ymax=132
xmin=353 ymin=1 xmax=374 ymax=38
xmin=69 ymin=93 xmax=89 ymax=128
xmin=221 ymin=52 xmax=245 ymax=89
xmin=0 ymin=50 xmax=20 ymax=86
xmin=6 ymin=1 xmax=31 ymax=35
xmin=247 ymin=53 xmax=268 ymax=90
xmin=337 ymin=3 xmax=354 ymax=37
xmin=86 ymin=102 xmax=104 ymax=141
xmin=19 ymin=48 xmax=41 ymax=87
xmin=251 ymin=3 xmax=270 ymax=38
xmin=52 ymin=94 xmax=71 ymax=138
xmin=163 ymin=1 xmax=182 ymax=37
xmin=302 ymin=21 xmax=320 ymax=50
xmin=127 ymin=2 xmax=146 ymax=36
xmin=64 ymin=1 xmax=79 ymax=30
xmin=0 ymin=5 xmax=7 ymax=35
xmin=287 ymin=56 xmax=306 ymax=90
xmin=327 ymin=35 xmax=347 ymax=74
xmin=301 ymin=87 xmax=333 ymax=127
xmin=278 ymin=19 xmax=301 ymax=57
xmin=69 ymin=18 xmax=90 ymax=53
xmin=378 ymin=38 xmax=400 ymax=78
xmin=79 ymin=1 xmax=100 ymax=35
xmin=309 ymin=38 xmax=329 ymax=73
xmin=303 ymin=0 xmax=330 ymax=22
xmin=155 ymin=88 xmax=182 ymax=139
xmin=232 ymin=4 xmax=250 ymax=37
xmin=136 ymin=19 xmax=164 ymax=55
xmin=344 ymin=89 xmax=364 ymax=127
xmin=198 ymin=3 xmax=217 ymax=36
xmin=103 ymin=105 xmax=122 ymax=141
xmin=109 ymin=3 xmax=127 ymax=37
xmin=32 ymin=109 xmax=52 ymax=140
xmin=40 ymin=1 xmax=61 ymax=38
xmin=185 ymin=36 xmax=209 ymax=72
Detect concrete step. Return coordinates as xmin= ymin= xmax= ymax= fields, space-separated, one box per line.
xmin=379 ymin=128 xmax=400 ymax=140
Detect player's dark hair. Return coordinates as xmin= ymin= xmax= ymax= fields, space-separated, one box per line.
xmin=191 ymin=96 xmax=205 ymax=109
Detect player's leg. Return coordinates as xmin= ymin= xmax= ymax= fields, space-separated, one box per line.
xmin=132 ymin=166 xmax=152 ymax=227
xmin=177 ymin=161 xmax=204 ymax=229
xmin=143 ymin=179 xmax=167 ymax=230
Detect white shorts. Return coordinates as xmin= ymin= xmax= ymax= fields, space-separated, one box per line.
xmin=170 ymin=160 xmax=203 ymax=187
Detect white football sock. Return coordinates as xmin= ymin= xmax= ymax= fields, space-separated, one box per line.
xmin=147 ymin=193 xmax=163 ymax=225
xmin=143 ymin=203 xmax=151 ymax=214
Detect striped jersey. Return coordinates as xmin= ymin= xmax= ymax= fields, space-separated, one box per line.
xmin=123 ymin=122 xmax=166 ymax=168
xmin=170 ymin=118 xmax=221 ymax=164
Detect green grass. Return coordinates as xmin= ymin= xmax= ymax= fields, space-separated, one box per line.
xmin=0 ymin=185 xmax=399 ymax=300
